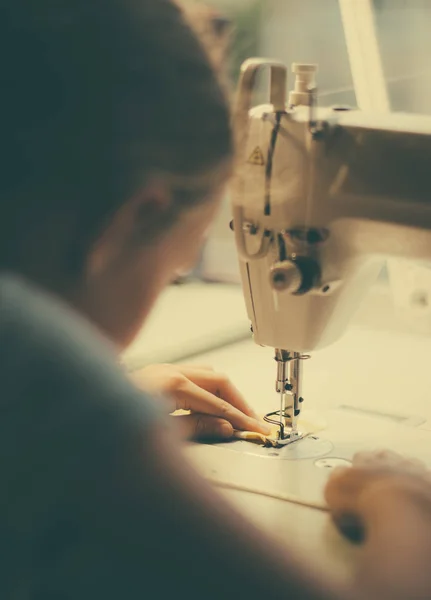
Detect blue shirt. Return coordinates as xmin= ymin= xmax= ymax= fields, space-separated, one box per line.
xmin=0 ymin=275 xmax=164 ymax=598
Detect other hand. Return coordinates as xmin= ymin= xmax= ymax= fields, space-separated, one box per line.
xmin=325 ymin=449 xmax=431 ymax=542
xmin=132 ymin=363 xmax=271 ymax=441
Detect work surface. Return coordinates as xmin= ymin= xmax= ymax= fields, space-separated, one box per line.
xmin=123 ymin=281 xmax=431 ymax=584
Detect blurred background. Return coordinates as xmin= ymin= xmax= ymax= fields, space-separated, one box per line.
xmin=198 ymin=0 xmax=431 ymax=113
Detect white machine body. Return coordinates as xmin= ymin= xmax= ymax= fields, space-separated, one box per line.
xmin=232 ymin=61 xmax=431 ymax=354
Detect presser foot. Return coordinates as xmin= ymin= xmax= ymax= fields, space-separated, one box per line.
xmin=269 ymin=430 xmax=304 ymax=448
xmin=263 ymin=409 xmax=304 ymax=448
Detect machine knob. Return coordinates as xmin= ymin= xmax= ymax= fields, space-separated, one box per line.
xmin=270 ymin=261 xmax=302 ymax=293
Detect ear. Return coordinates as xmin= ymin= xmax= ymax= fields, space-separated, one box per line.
xmin=86 ymin=183 xmax=172 ymax=279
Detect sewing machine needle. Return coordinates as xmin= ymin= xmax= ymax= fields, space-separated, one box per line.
xmin=279 ymin=391 xmax=284 ymax=440
xmin=291 ymin=408 xmax=297 ymax=435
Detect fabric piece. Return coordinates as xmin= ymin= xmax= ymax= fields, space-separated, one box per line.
xmin=233 ymin=415 xmax=326 ymax=447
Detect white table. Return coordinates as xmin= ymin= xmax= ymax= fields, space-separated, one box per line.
xmin=123 ymin=281 xmax=431 ymax=584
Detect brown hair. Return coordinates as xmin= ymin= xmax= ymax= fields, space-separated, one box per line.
xmin=0 ymin=0 xmax=233 ymax=273
xmin=177 ymin=1 xmax=232 ymax=85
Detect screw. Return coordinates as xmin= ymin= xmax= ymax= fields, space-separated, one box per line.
xmin=243 ymin=222 xmax=258 ymax=235
xmin=332 ymin=105 xmax=352 ymax=112
xmin=312 ymin=129 xmax=325 ymax=141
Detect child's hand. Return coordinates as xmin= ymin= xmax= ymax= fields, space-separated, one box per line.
xmin=132 ymin=364 xmax=270 ymax=441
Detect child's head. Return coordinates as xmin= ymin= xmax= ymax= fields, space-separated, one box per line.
xmin=0 ymin=0 xmax=233 ymax=346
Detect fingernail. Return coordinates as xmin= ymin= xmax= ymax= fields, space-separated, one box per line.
xmin=221 ymin=423 xmax=233 ymax=438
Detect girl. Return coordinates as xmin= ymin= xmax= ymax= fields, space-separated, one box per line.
xmin=1 ymin=1 xmax=431 ymax=598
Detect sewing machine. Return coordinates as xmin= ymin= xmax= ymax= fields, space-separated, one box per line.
xmin=231 ymin=58 xmax=431 ymax=447
xmin=176 ymin=58 xmax=431 ymax=576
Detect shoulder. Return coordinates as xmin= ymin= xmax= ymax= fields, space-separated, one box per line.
xmin=0 ymin=273 xmax=117 ymax=368
xmin=0 ymin=273 xmax=162 ymax=444
xmin=0 ymin=275 xmax=168 ymax=596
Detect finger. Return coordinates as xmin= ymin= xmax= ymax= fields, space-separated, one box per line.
xmin=175 ymin=380 xmax=271 ymax=435
xmin=352 ymin=451 xmax=377 ymax=467
xmin=373 ymin=449 xmax=403 ymax=464
xmin=354 ymin=449 xmax=402 ymax=466
xmin=405 ymin=457 xmax=427 ymax=473
xmin=172 ymin=413 xmax=233 ymax=441
xmin=324 ymin=467 xmax=359 ymax=512
xmin=173 ymin=367 xmax=259 ymax=420
xmin=328 ymin=465 xmax=352 ymax=481
xmin=325 ymin=466 xmax=351 ymax=496
xmin=176 ymin=364 xmax=215 ymax=372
